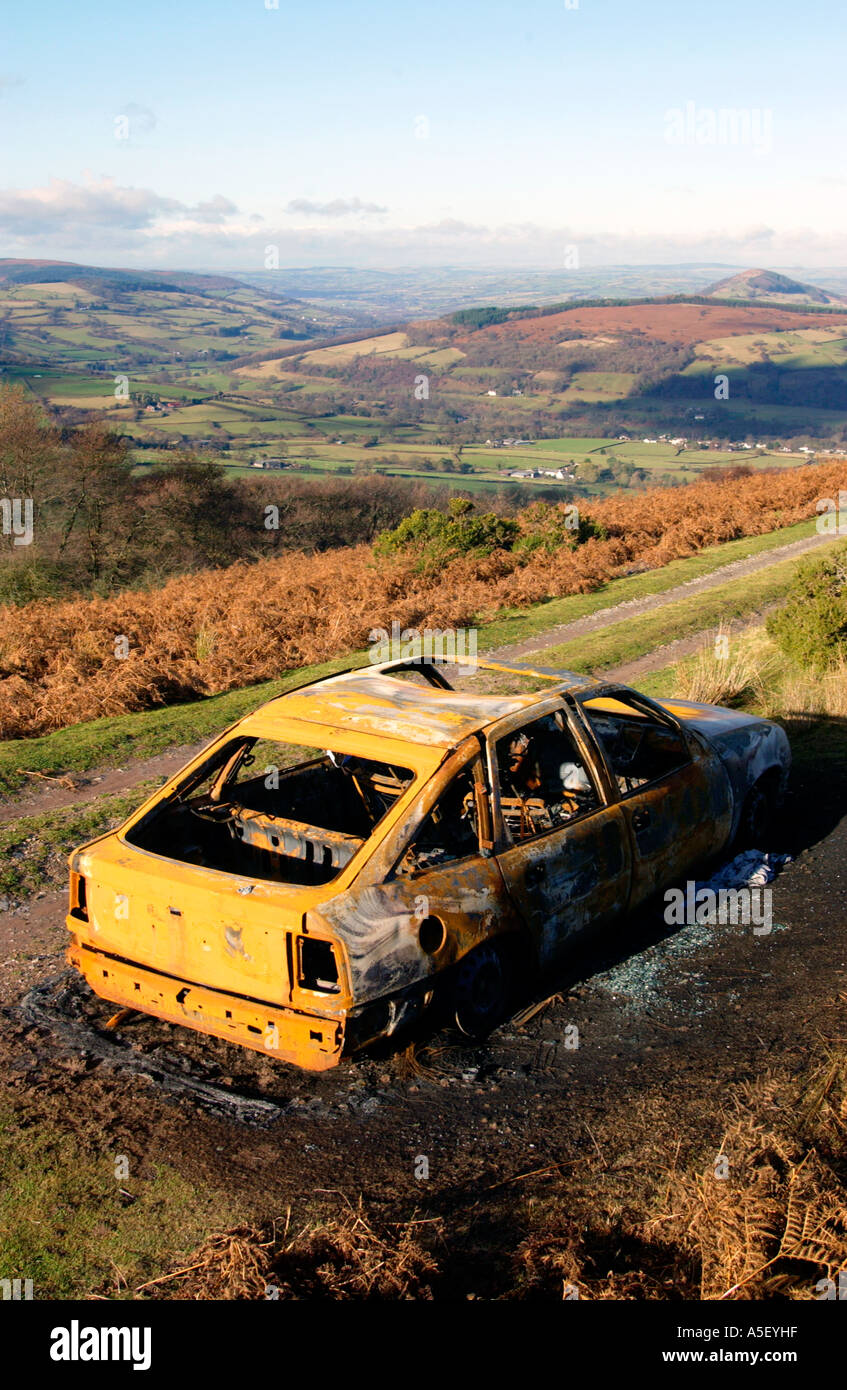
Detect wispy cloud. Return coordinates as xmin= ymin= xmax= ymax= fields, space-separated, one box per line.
xmin=285 ymin=196 xmax=388 ymax=218
xmin=0 ymin=177 xmax=238 ymax=238
xmin=1 ymin=177 xmax=845 ymax=272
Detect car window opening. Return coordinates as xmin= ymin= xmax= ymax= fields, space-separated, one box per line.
xmin=496 ymin=711 xmax=601 ymax=842
xmin=582 ymin=697 xmax=690 ymax=795
xmin=125 ymin=737 xmax=414 ymax=886
xmin=396 ymin=764 xmax=482 ymax=875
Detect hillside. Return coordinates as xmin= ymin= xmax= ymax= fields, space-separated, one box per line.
xmin=8 ymin=274 xmax=847 ymax=495
xmin=214 ymin=296 xmax=847 ymax=466
xmin=703 ymin=267 xmax=847 ymax=307
xmin=0 ymin=259 xmax=267 ymax=296
xmin=0 ymin=258 xmax=364 ymax=374
xmin=2 ymin=458 xmax=844 ymax=739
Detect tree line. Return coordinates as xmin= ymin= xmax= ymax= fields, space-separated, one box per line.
xmin=0 ymin=387 xmax=458 ymax=604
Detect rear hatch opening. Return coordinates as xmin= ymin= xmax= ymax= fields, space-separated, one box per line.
xmin=124 ymin=736 xmax=414 ymax=888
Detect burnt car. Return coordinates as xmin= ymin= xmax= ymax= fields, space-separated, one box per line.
xmin=66 ymin=657 xmax=790 ymax=1069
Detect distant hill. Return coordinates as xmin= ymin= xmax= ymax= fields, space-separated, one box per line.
xmin=0 ymin=258 xmax=363 ymax=368
xmin=234 ymin=263 xmax=738 ymax=322
xmin=703 ymin=268 xmax=847 ymax=308
xmin=0 ymin=258 xmax=290 ymax=299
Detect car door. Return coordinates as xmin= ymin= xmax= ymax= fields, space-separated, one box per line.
xmin=317 ymin=742 xmax=523 ymax=1005
xmin=487 ymin=697 xmax=632 ymax=967
xmin=574 ymin=687 xmax=733 ymax=909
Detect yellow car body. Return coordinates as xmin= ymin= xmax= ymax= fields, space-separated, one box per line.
xmin=66 ymin=657 xmax=790 ymax=1070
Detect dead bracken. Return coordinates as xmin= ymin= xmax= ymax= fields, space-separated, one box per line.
xmin=3 ymin=461 xmax=846 ymax=739
xmin=139 ymin=1203 xmax=439 ymax=1301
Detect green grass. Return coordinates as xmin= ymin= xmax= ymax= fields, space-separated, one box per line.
xmin=0 ymin=655 xmax=367 ymax=800
xmin=536 ymin=545 xmax=838 ymax=674
xmin=477 ymin=516 xmax=819 ymax=650
xmin=0 ymin=781 xmax=162 ymax=900
xmin=0 ymin=1097 xmax=238 ymax=1299
xmin=461 ymin=437 xmax=800 ymax=477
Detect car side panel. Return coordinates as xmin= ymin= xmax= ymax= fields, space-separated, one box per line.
xmin=614 ymin=739 xmax=734 ymax=908
xmin=494 ymin=804 xmax=632 ymax=965
xmin=314 ymin=741 xmax=522 ymax=1005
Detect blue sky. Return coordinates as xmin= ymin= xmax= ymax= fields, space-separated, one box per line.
xmin=1 ymin=0 xmax=845 ymax=269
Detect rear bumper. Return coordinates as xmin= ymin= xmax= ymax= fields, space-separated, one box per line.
xmin=67 ymin=941 xmax=345 ymax=1071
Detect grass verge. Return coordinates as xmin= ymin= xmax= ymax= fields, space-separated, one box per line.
xmin=537 ymin=546 xmax=838 ymax=674
xmin=0 ymin=654 xmax=365 ymax=800
xmin=0 ymin=781 xmax=161 ymax=901
xmin=477 ymin=516 xmax=818 ymax=649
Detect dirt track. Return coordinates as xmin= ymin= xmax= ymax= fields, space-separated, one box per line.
xmin=484 ymin=528 xmax=830 ymax=667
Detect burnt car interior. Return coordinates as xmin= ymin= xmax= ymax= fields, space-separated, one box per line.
xmin=495 ymin=711 xmax=601 ymax=841
xmin=395 ymin=764 xmax=481 ymax=876
xmin=581 ymin=696 xmax=690 ymax=794
xmin=125 ymin=738 xmax=414 ymax=886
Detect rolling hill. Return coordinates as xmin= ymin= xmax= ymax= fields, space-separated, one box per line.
xmin=222 ymin=296 xmax=847 ymax=451
xmin=0 ymin=258 xmax=365 ymax=371
xmin=702 ymin=268 xmax=847 ymax=308
xmin=7 ymin=267 xmax=847 ymax=490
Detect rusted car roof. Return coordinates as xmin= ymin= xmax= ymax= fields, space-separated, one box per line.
xmin=254 ymin=662 xmax=601 ymax=750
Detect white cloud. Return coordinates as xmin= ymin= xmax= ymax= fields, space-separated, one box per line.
xmin=0 ymin=177 xmax=239 ymax=240
xmin=1 ymin=177 xmax=845 ymax=271
xmin=285 ymin=196 xmax=388 ymax=217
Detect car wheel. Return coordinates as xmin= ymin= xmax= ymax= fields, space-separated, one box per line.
xmin=452 ymin=939 xmax=517 ymax=1040
xmin=737 ymin=780 xmax=772 ymax=849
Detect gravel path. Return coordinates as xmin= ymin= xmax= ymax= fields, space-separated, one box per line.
xmin=482 ymin=529 xmax=827 ymax=665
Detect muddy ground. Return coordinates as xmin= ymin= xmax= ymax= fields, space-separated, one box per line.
xmin=1 ymin=715 xmax=844 ymax=1299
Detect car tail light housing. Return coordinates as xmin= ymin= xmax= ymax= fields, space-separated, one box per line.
xmin=69 ymin=870 xmax=88 ymax=923
xmin=297 ymin=931 xmax=341 ymax=995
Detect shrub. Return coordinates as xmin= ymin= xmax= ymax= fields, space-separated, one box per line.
xmin=374 ymin=497 xmax=519 ymax=569
xmin=766 ymin=545 xmax=847 ymax=671
xmin=514 ymin=500 xmax=607 ymax=555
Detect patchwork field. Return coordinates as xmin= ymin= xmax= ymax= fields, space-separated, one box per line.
xmin=6 ymin=268 xmax=847 ymax=508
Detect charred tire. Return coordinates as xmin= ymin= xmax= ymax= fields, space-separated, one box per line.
xmin=451 ymin=938 xmax=522 ymax=1041
xmin=736 ymin=777 xmax=774 ymax=850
